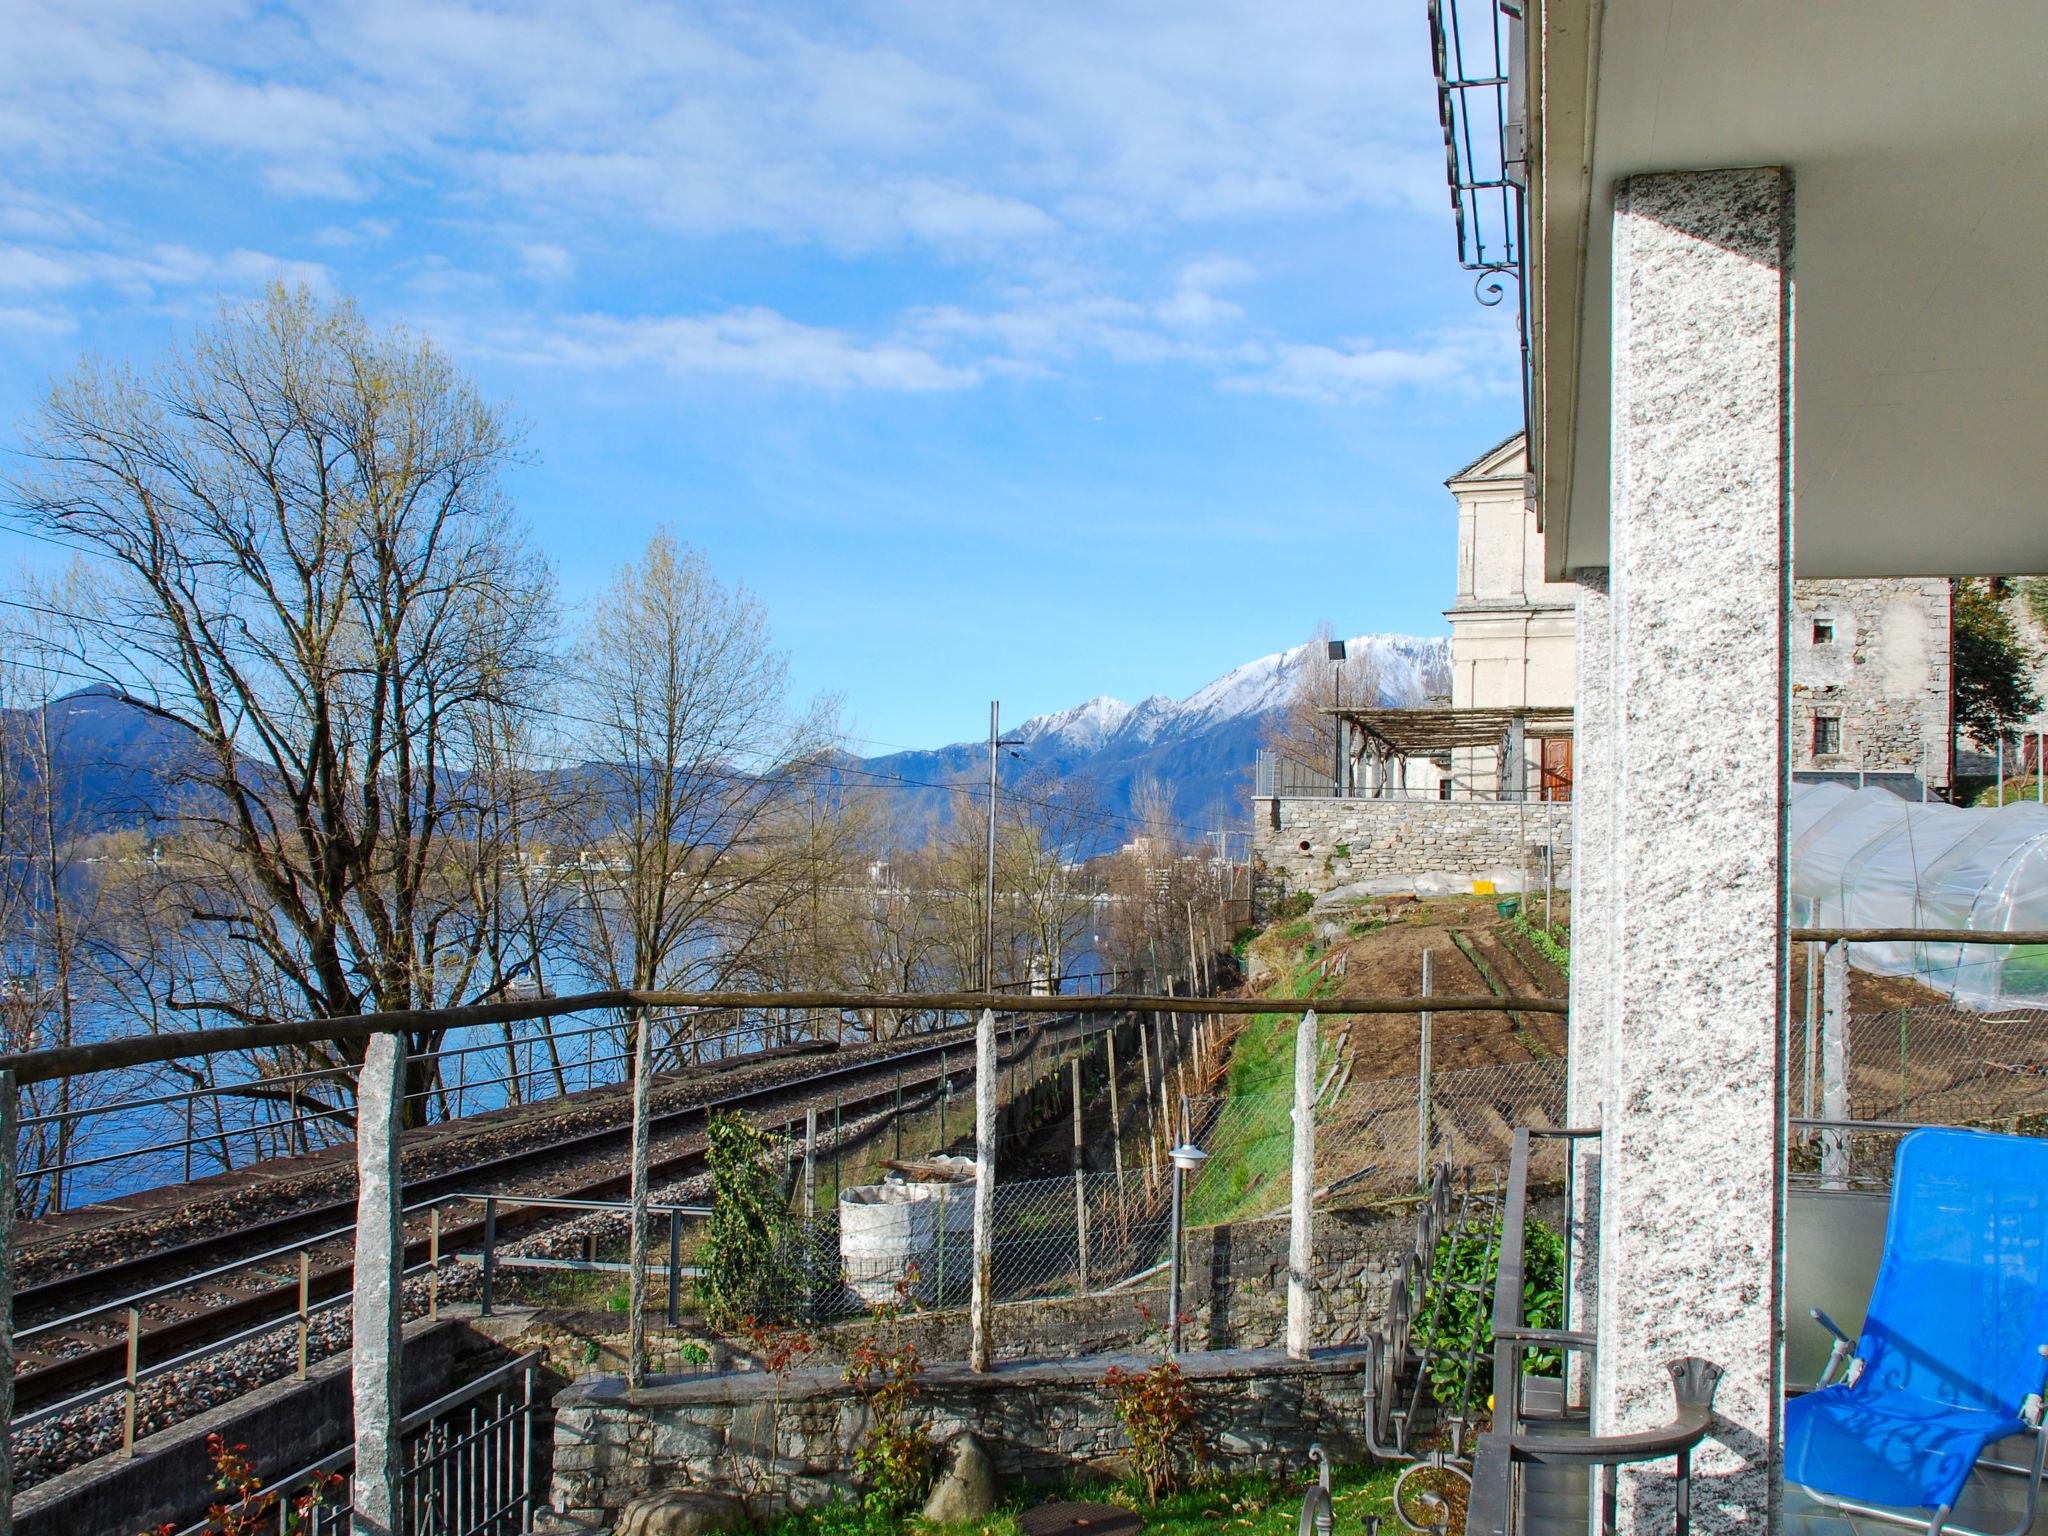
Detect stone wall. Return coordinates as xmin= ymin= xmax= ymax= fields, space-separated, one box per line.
xmin=1790 ymin=577 xmax=1951 ymax=788
xmin=550 ymin=1345 xmax=1376 ymax=1526
xmin=1254 ymin=795 xmax=1573 ymax=905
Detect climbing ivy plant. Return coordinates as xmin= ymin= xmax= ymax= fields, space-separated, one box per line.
xmin=694 ymin=1110 xmax=797 ymax=1326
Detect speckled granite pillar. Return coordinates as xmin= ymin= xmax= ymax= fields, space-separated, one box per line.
xmin=1596 ymin=167 xmax=1792 ymax=1536
xmin=351 ymin=1033 xmax=407 ymax=1535
xmin=1566 ymin=570 xmax=1613 ymax=1406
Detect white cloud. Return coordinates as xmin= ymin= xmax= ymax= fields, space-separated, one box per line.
xmin=476 ymin=307 xmax=980 ymax=392
xmin=312 ymin=217 xmax=396 ymax=247
xmin=0 ymin=239 xmax=329 ymax=299
xmin=517 ymin=243 xmax=576 ymax=282
xmin=1223 ymin=325 xmax=1519 ymax=403
xmin=0 ymin=1 xmax=1437 ymax=254
xmin=0 ymin=246 xmax=83 ymax=290
xmin=0 ymin=305 xmax=75 ymax=335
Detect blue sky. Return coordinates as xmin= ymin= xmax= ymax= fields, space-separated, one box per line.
xmin=0 ymin=0 xmax=1519 ymax=750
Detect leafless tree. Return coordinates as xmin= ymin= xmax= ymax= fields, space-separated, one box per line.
xmin=7 ymin=284 xmax=555 ymax=1122
xmin=569 ymin=532 xmax=834 ymax=1062
xmin=0 ymin=588 xmax=127 ymax=1209
xmin=1263 ymin=622 xmax=1388 ymax=778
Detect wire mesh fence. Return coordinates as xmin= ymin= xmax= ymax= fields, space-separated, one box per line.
xmin=728 ymin=1048 xmax=1576 ymax=1327
xmin=506 ymin=999 xmax=2048 ymax=1331
xmin=1788 ymin=1001 xmax=2048 ymax=1129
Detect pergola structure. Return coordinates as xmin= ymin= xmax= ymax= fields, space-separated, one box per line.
xmin=1328 ymin=705 xmax=1574 ymax=800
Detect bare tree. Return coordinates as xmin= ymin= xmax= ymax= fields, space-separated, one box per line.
xmin=1262 ymin=622 xmax=1387 ymax=776
xmin=7 ymin=284 xmax=555 ymax=1121
xmin=570 ymin=532 xmax=833 ymax=1061
xmin=0 ymin=603 xmax=94 ymax=1208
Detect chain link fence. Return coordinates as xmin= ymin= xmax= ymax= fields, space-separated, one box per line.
xmin=1789 ymin=1001 xmax=2048 ymax=1128
xmin=688 ymin=997 xmax=2048 ymax=1327
xmin=732 ymin=1045 xmax=1574 ymax=1325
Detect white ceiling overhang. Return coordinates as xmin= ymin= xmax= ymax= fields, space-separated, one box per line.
xmin=1535 ymin=0 xmax=2048 ymax=580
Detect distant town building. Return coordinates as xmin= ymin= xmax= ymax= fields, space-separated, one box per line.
xmin=1449 ymin=432 xmax=1951 ymax=799
xmin=1254 ymin=432 xmax=1955 ymax=903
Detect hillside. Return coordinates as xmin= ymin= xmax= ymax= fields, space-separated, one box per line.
xmin=850 ymin=632 xmax=1448 ymax=848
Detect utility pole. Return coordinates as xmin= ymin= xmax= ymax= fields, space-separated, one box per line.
xmin=1329 ymin=639 xmax=1348 ymax=793
xmin=983 ymin=701 xmax=1024 ymax=993
xmin=985 ymin=701 xmax=1000 ymax=994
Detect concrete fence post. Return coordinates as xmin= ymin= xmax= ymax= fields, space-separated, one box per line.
xmin=1821 ymin=941 xmax=1850 ymax=1187
xmin=1 ymin=1068 xmax=17 ymax=1536
xmin=351 ymin=1032 xmax=407 ymax=1536
xmin=1137 ymin=1012 xmax=1160 ymax=1190
xmin=627 ymin=1008 xmax=656 ymax=1389
xmin=1416 ymin=950 xmax=1434 ymax=1185
xmin=1287 ymin=1010 xmax=1319 ymax=1359
xmin=1071 ymin=1057 xmax=1090 ymax=1293
xmin=970 ymin=1008 xmax=997 ymax=1372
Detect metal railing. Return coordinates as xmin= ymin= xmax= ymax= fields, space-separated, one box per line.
xmin=1466 ymin=1127 xmax=1722 ymax=1536
xmin=1426 ymin=0 xmax=1532 ymax=454
xmin=0 ymin=981 xmax=1563 ymax=1535
xmin=166 ymin=1351 xmax=544 ymax=1536
xmin=1254 ymin=749 xmax=1567 ymax=804
xmin=13 ymin=1009 xmax=847 ymax=1214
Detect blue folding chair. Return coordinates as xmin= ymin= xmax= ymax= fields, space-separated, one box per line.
xmin=1786 ymin=1127 xmax=2048 ymax=1536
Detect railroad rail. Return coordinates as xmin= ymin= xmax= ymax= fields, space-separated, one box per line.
xmin=10 ymin=1008 xmax=1102 ymax=1431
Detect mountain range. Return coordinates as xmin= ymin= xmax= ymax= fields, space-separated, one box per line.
xmin=9 ymin=632 xmax=1450 ymax=853
xmin=844 ymin=633 xmax=1449 ymax=850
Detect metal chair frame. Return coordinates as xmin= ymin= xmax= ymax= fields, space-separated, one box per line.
xmin=1794 ymin=1310 xmax=2048 ymax=1536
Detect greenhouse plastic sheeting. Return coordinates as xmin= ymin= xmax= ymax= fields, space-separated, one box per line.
xmin=1790 ymin=782 xmax=2048 ymax=1008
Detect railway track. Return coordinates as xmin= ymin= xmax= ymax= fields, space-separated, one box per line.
xmin=10 ymin=1010 xmax=1105 ymax=1427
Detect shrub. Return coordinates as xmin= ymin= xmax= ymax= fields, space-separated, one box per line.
xmin=142 ymin=1434 xmax=343 ymax=1535
xmin=844 ymin=1276 xmax=935 ymax=1519
xmin=1271 ymin=891 xmax=1314 ymax=920
xmin=1414 ymin=1216 xmax=1566 ymax=1409
xmin=695 ymin=1110 xmax=798 ymax=1325
xmin=1104 ymin=1358 xmax=1200 ymax=1502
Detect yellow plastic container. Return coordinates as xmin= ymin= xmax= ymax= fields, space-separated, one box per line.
xmin=1472 ymin=879 xmax=1496 ymax=896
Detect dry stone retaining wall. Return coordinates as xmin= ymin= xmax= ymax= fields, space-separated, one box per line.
xmin=1255 ymin=796 xmax=1573 ymax=904
xmin=550 ymin=1345 xmax=1376 ymax=1527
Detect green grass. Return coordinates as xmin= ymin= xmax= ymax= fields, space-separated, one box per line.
xmin=1976 ymin=776 xmax=2048 ymax=808
xmin=765 ymin=1464 xmax=1397 ymax=1536
xmin=1183 ymin=947 xmax=1340 ymax=1226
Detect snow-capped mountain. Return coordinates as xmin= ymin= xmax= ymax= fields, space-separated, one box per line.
xmin=853 ymin=633 xmax=1449 ymax=850
xmin=14 ymin=633 xmax=1451 ymax=855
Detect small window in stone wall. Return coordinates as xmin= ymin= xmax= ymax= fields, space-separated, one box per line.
xmin=1812 ymin=619 xmax=1835 ymax=645
xmin=1813 ymin=714 xmax=1841 ymax=756
xmin=1439 ymin=778 xmax=1452 ymax=800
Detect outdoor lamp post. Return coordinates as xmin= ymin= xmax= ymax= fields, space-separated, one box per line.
xmin=1326 ymin=640 xmax=1349 ymax=793
xmin=1165 ymin=1142 xmax=1209 ymax=1353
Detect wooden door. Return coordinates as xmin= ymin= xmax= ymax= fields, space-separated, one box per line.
xmin=1540 ymin=736 xmax=1573 ymax=802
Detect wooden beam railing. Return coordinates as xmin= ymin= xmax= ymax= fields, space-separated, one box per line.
xmin=0 ymin=990 xmax=1564 ymax=1087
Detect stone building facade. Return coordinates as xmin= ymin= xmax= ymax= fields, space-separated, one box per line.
xmin=1251 ymin=434 xmax=1952 ymax=906
xmin=1446 ymin=434 xmax=1579 ymax=798
xmin=1790 ymin=578 xmax=1952 ymax=790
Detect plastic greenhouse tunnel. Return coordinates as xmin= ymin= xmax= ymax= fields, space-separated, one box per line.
xmin=1790 ymin=782 xmax=2048 ymax=1008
